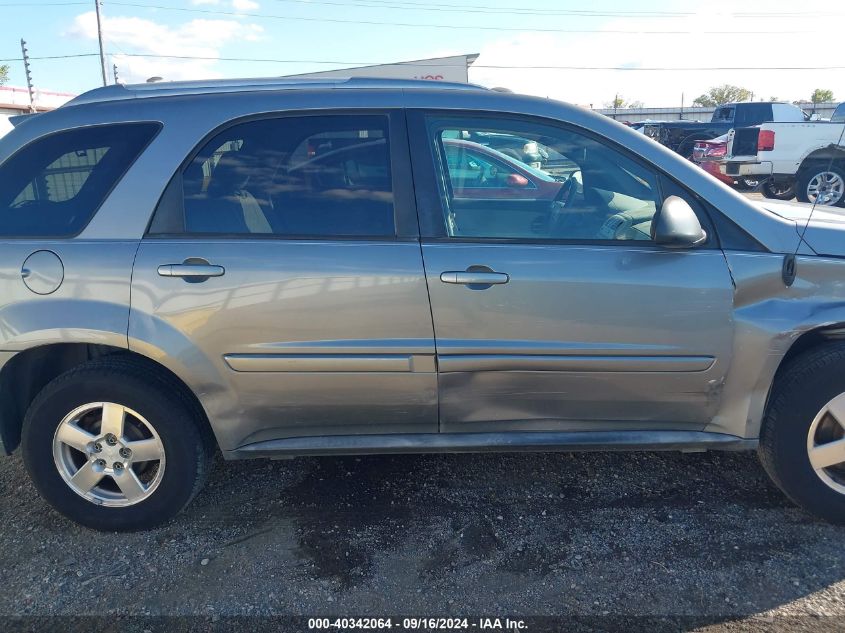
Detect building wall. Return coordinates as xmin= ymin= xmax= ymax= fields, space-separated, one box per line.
xmin=0 ymin=86 xmax=76 ymax=115
xmin=285 ymin=54 xmax=479 ymax=84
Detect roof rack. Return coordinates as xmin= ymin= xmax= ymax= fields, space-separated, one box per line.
xmin=65 ymin=76 xmax=486 ymax=107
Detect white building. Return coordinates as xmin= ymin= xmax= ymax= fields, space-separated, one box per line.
xmin=0 ymin=85 xmax=76 ymax=116
xmin=285 ymin=54 xmax=479 ymax=84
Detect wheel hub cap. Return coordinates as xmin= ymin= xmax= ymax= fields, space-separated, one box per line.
xmin=52 ymin=402 xmax=166 ymax=507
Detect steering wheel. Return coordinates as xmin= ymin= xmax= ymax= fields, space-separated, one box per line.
xmin=547 ymin=172 xmax=579 ymax=234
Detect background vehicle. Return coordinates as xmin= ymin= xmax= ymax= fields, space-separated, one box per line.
xmin=726 ymin=111 xmax=845 ymax=206
xmin=644 ymin=102 xmax=808 ymax=158
xmin=692 ymin=134 xmax=759 ymax=191
xmin=5 ymin=79 xmax=845 ymax=531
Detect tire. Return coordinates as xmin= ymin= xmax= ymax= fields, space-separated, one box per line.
xmin=21 ymin=357 xmax=214 ymax=531
xmin=759 ymin=343 xmax=845 ymax=523
xmin=761 ymin=179 xmax=796 ymax=201
xmin=795 ymin=163 xmax=845 ymax=207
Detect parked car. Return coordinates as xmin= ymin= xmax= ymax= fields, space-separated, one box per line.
xmin=725 ymin=110 xmax=845 ymax=207
xmin=693 ymin=134 xmax=794 ymax=199
xmin=5 ymin=78 xmax=845 ymax=530
xmin=644 ymin=102 xmax=808 ymax=158
xmin=692 ymin=134 xmax=755 ymax=189
xmin=441 ymin=138 xmax=566 ymax=200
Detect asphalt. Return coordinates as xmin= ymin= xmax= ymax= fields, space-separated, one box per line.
xmin=2 ymin=446 xmax=845 ymax=631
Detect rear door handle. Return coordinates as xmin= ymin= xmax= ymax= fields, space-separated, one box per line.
xmin=440 ymin=271 xmax=509 ymax=285
xmin=157 ymin=263 xmax=225 ymax=278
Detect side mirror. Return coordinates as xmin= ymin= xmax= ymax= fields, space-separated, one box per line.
xmin=506 ymin=173 xmax=530 ymax=188
xmin=651 ymin=196 xmax=707 ymax=248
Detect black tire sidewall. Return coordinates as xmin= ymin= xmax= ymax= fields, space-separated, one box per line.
xmin=761 ymin=180 xmax=794 ymax=200
xmin=764 ymin=353 xmax=845 ymax=521
xmin=22 ymin=371 xmax=202 ymax=531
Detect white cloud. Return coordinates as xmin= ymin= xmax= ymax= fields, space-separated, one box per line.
xmin=468 ymin=0 xmax=845 ymax=107
xmin=191 ymin=0 xmax=221 ymax=5
xmin=66 ymin=11 xmax=263 ymax=84
xmin=232 ymin=0 xmax=260 ymax=10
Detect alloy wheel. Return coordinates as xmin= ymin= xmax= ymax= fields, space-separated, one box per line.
xmin=806 ymin=171 xmax=845 ymax=206
xmin=807 ymin=392 xmax=845 ymax=494
xmin=51 ymin=402 xmax=165 ymax=507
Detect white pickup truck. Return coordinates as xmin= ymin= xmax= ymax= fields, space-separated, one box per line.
xmin=724 ymin=102 xmax=845 ymax=206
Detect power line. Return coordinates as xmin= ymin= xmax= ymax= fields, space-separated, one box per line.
xmin=0 ymin=53 xmax=99 ymax=62
xmin=3 ymin=51 xmax=844 ymax=71
xmin=0 ymin=1 xmax=87 ymax=5
xmin=106 ymin=54 xmax=845 ymax=71
xmin=260 ymin=0 xmax=845 ymax=19
xmin=4 ymin=51 xmax=844 ymax=71
xmin=104 ymin=2 xmax=823 ymax=34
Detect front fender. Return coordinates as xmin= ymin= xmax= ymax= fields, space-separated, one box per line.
xmin=710 ymin=252 xmax=845 ymax=438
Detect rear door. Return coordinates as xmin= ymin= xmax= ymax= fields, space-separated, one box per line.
xmin=408 ymin=111 xmax=736 ymax=434
xmin=129 ymin=111 xmax=437 ymax=451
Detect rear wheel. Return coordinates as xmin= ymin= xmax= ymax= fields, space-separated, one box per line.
xmin=761 ymin=178 xmax=796 ymax=201
xmin=795 ymin=163 xmax=845 ymax=207
xmin=21 ymin=358 xmax=214 ymax=531
xmin=759 ymin=343 xmax=845 ymax=523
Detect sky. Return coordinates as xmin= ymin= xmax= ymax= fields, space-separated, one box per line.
xmin=1 ymin=0 xmax=844 ymax=107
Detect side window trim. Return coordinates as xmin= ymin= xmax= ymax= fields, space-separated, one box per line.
xmin=145 ymin=109 xmax=417 ymax=240
xmin=406 ymin=108 xmax=716 ymax=248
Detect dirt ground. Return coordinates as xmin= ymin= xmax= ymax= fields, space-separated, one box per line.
xmin=2 ymin=446 xmax=845 ymax=631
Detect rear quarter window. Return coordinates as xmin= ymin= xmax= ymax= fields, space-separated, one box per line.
xmin=0 ymin=122 xmax=160 ymax=237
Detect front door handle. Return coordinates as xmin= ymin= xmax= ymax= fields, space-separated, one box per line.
xmin=440 ymin=271 xmax=509 ymax=285
xmin=157 ymin=263 xmax=225 ymax=278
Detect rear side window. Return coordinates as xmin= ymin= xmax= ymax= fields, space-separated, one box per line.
xmin=0 ymin=123 xmax=160 ymax=237
xmin=152 ymin=114 xmax=395 ymax=238
xmin=833 ymin=103 xmax=845 ymax=123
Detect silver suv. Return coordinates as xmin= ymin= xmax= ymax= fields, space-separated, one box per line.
xmin=3 ymin=78 xmax=845 ymax=531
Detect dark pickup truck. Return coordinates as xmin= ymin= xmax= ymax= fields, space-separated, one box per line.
xmin=642 ymin=101 xmax=809 ymax=158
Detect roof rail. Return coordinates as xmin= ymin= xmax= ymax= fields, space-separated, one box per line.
xmin=65 ymin=76 xmax=486 ymax=107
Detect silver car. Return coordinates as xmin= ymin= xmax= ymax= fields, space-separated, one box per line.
xmin=2 ymin=78 xmax=845 ymax=531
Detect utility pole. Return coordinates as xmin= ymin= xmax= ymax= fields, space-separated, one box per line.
xmin=94 ymin=0 xmax=108 ymax=86
xmin=20 ymin=39 xmax=35 ymax=113
xmin=680 ymin=92 xmax=685 ymax=120
xmin=613 ymin=93 xmax=618 ymax=120
xmin=113 ymin=63 xmax=119 ymax=84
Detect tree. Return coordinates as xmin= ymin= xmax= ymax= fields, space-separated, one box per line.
xmin=811 ymin=88 xmax=835 ymax=104
xmin=0 ymin=65 xmax=9 ymax=86
xmin=692 ymin=84 xmax=753 ymax=107
xmin=604 ymin=96 xmax=643 ymax=109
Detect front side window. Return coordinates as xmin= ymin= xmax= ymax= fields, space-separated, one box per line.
xmin=426 ymin=116 xmax=662 ymax=241
xmin=169 ymin=115 xmax=395 ymax=237
xmin=0 ymin=123 xmax=160 ymax=237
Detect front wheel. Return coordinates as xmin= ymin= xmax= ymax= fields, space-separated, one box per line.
xmin=759 ymin=343 xmax=845 ymax=523
xmin=795 ymin=163 xmax=845 ymax=207
xmin=21 ymin=358 xmax=214 ymax=531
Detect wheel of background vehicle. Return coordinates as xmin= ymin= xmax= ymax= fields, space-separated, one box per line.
xmin=761 ymin=179 xmax=796 ymax=201
xmin=795 ymin=163 xmax=845 ymax=207
xmin=759 ymin=343 xmax=845 ymax=523
xmin=21 ymin=357 xmax=214 ymax=531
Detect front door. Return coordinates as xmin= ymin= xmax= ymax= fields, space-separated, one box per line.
xmin=408 ymin=111 xmax=735 ymax=433
xmin=129 ymin=111 xmax=437 ymax=451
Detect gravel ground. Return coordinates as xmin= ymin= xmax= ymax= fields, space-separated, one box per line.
xmin=2 ymin=446 xmax=845 ymax=630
